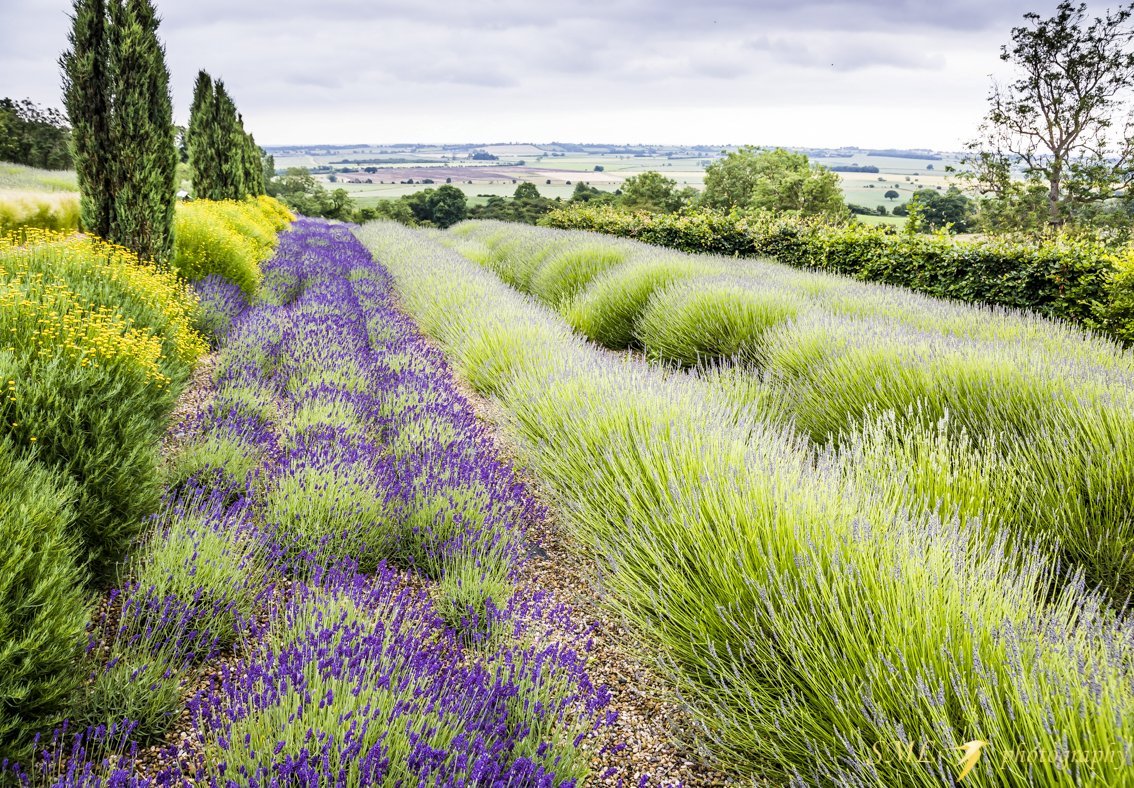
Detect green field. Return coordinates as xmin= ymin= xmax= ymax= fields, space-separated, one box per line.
xmin=267 ymin=143 xmax=965 ymax=209
xmin=855 ymin=211 xmax=906 ymax=226
xmin=0 ymin=162 xmax=78 ymax=192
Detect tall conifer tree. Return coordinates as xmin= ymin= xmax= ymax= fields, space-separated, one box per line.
xmin=211 ymin=82 xmax=245 ymax=200
xmin=107 ymin=0 xmax=176 ymax=261
xmin=188 ymin=70 xmax=266 ymax=201
xmin=187 ymin=70 xmax=221 ymax=199
xmin=62 ymin=0 xmax=176 ymax=260
xmin=244 ymin=132 xmax=265 ymax=195
xmin=61 ymin=0 xmax=113 ymax=239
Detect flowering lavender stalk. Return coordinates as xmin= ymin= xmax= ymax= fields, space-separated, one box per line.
xmin=4 ymin=218 xmax=612 ymax=786
xmin=193 ymin=274 xmax=250 ymax=347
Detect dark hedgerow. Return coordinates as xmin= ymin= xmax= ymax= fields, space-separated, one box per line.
xmin=541 ymin=204 xmax=1134 ymax=341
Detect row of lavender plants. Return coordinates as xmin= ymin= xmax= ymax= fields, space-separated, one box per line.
xmin=441 ymin=221 xmax=1134 ymax=602
xmin=6 ymin=220 xmax=610 ymax=786
xmin=356 ymin=220 xmax=1134 ymax=786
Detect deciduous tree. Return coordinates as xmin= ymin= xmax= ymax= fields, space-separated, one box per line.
xmin=514 ymin=182 xmax=540 ymax=200
xmin=908 ymin=187 xmax=975 ymax=233
xmin=428 ymin=185 xmax=468 ymax=228
xmin=0 ymin=99 xmax=72 ymax=170
xmin=967 ymin=1 xmax=1134 ymax=228
xmin=703 ymin=147 xmax=846 ymax=218
xmin=618 ymin=170 xmax=684 ymax=212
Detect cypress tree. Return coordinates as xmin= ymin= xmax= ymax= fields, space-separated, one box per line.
xmin=189 ymin=71 xmax=267 ymax=202
xmin=261 ymin=148 xmax=276 ymax=192
xmin=107 ymin=0 xmax=177 ymax=261
xmin=188 ymin=73 xmax=268 ymax=201
xmin=211 ymin=82 xmax=245 ymax=200
xmin=187 ymin=70 xmax=221 ymax=200
xmin=61 ymin=0 xmax=114 ymax=239
xmin=244 ymin=132 xmax=265 ymax=196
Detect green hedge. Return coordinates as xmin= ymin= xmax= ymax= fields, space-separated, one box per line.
xmin=541 ymin=205 xmax=1134 ymax=342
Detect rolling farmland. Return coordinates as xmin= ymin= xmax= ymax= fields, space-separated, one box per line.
xmin=268 ymin=142 xmax=961 ymax=211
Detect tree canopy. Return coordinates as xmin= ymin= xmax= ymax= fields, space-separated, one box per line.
xmin=702 ymin=147 xmax=846 ymax=218
xmin=513 ymin=182 xmax=540 ymax=200
xmin=966 ymin=1 xmax=1134 ymax=228
xmin=618 ymin=171 xmax=686 ymax=212
xmin=909 ymin=187 xmax=976 ymax=233
xmin=269 ymin=167 xmax=353 ymax=220
xmin=0 ymin=99 xmax=72 ymax=170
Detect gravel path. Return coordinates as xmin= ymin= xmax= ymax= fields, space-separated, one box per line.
xmin=160 ymin=353 xmax=218 ymax=461
xmin=146 ymin=323 xmax=745 ymax=786
xmin=442 ymin=362 xmax=739 ymax=788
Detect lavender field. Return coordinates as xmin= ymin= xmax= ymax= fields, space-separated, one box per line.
xmin=9 ymin=213 xmax=1134 ymax=787
xmin=4 ymin=221 xmax=643 ymax=786
xmin=352 ymin=219 xmax=1134 ymax=787
xmin=14 ymin=0 xmax=1134 ymax=783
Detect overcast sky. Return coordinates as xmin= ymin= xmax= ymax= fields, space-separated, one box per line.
xmin=0 ymin=0 xmax=1058 ymax=150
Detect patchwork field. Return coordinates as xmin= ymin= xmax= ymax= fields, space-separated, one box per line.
xmin=271 ymin=143 xmax=963 ymax=209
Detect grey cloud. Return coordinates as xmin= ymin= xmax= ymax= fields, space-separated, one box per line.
xmin=154 ymin=0 xmax=1038 ymax=36
xmin=0 ymin=0 xmax=1051 ymax=148
xmin=746 ymin=34 xmax=946 ymax=71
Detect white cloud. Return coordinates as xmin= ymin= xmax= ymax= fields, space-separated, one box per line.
xmin=0 ymin=0 xmax=1050 ymax=149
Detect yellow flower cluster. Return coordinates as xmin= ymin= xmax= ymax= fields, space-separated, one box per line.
xmin=251 ymin=194 xmax=296 ymax=227
xmin=0 ymin=273 xmax=168 ymax=385
xmin=0 ymin=230 xmax=208 ymax=387
xmin=172 ymin=196 xmax=294 ymax=296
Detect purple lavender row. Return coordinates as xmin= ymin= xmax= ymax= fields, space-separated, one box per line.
xmin=9 ymin=219 xmax=612 ymax=786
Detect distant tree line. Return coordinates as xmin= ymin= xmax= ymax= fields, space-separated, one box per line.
xmin=334 ymin=147 xmax=850 ymax=230
xmin=357 ymin=185 xmax=470 ymax=228
xmin=867 ymin=150 xmax=942 ymax=160
xmin=0 ymin=98 xmax=72 ymax=170
xmin=829 ymin=165 xmax=880 ymax=173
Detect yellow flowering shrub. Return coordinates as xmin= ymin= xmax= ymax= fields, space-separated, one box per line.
xmin=0 ymin=230 xmax=207 ymax=386
xmin=0 ymin=198 xmax=289 ymax=586
xmin=0 ymin=277 xmax=167 ymax=386
xmin=173 ymin=196 xmax=294 ymax=296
